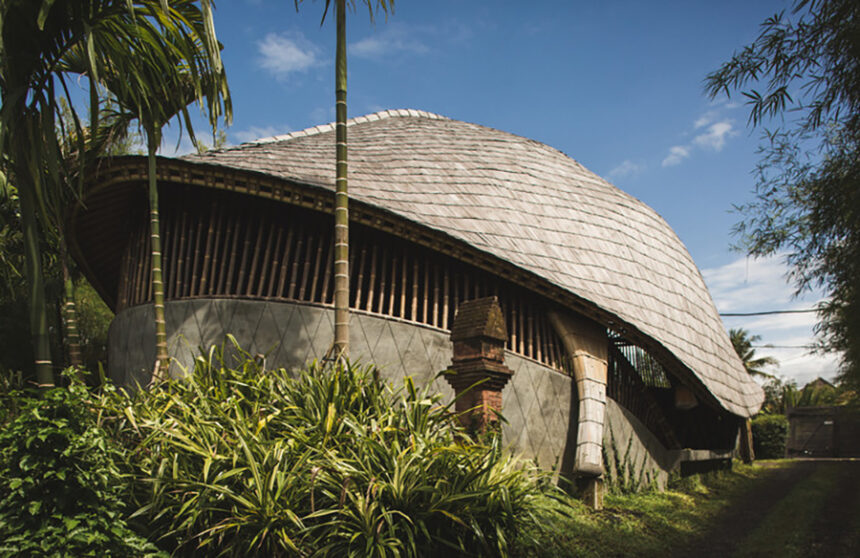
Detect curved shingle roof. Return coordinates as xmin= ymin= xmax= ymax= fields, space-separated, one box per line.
xmin=185 ymin=109 xmax=763 ymax=416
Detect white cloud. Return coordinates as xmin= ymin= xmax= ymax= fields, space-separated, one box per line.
xmin=661 ymin=145 xmax=690 ymax=167
xmin=702 ymin=254 xmax=839 ymax=384
xmin=693 ymin=111 xmax=715 ymax=129
xmin=350 ymin=24 xmax=429 ymax=59
xmin=693 ymin=120 xmax=734 ymax=151
xmin=607 ymin=159 xmax=643 ymax=180
xmin=257 ymin=32 xmax=320 ymax=79
xmin=234 ymin=125 xmax=291 ymax=144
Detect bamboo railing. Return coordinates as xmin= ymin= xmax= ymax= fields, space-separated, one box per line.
xmin=119 ymin=186 xmax=569 ymax=372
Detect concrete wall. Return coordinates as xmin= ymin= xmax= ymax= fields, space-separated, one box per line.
xmin=109 ymin=298 xmax=705 ymax=485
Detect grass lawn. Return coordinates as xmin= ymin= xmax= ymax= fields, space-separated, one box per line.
xmin=514 ymin=459 xmax=860 ymax=558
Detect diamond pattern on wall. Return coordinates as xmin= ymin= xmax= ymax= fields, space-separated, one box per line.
xmin=109 ymin=300 xmax=579 ymax=468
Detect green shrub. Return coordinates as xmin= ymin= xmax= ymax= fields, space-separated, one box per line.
xmin=0 ymin=376 xmax=163 ymax=557
xmin=97 ymin=340 xmax=563 ymax=557
xmin=751 ymin=414 xmax=789 ymax=459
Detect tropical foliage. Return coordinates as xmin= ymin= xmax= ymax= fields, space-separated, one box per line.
xmin=0 ymin=372 xmax=163 ymax=557
xmin=706 ymin=0 xmax=860 ymax=387
xmin=729 ymin=328 xmax=778 ymax=378
xmin=0 ymin=0 xmax=228 ymax=384
xmin=0 ymin=349 xmax=565 ymax=557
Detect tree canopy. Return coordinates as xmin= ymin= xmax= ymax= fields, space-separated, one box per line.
xmin=729 ymin=328 xmax=778 ymax=379
xmin=705 ymin=0 xmax=860 ymax=387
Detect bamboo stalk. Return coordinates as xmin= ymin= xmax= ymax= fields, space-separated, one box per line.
xmin=267 ymin=225 xmax=286 ymax=297
xmin=256 ymin=220 xmax=277 ymax=295
xmin=332 ymin=0 xmax=350 ymax=357
xmin=224 ymin=212 xmax=243 ymax=294
xmin=309 ymin=232 xmax=325 ymax=302
xmin=207 ymin=202 xmax=227 ymax=295
xmin=365 ymin=244 xmax=378 ymax=312
xmin=442 ymin=267 xmax=450 ymax=329
xmin=235 ymin=216 xmax=254 ymax=294
xmin=518 ymin=298 xmax=525 ymax=354
xmin=199 ymin=201 xmax=218 ymax=295
xmin=422 ymin=259 xmax=429 ymax=323
xmin=298 ymin=234 xmax=315 ymax=300
xmin=320 ymin=233 xmax=333 ymax=303
xmin=175 ymin=208 xmax=189 ymax=298
xmin=216 ymin=211 xmax=236 ymax=295
xmin=276 ymin=225 xmax=295 ymax=298
xmin=527 ymin=307 xmax=534 ymax=358
xmin=399 ymin=254 xmax=407 ymax=318
xmin=388 ymin=253 xmax=397 ymax=316
xmin=189 ymin=210 xmax=205 ymax=296
xmin=432 ymin=264 xmax=439 ymax=327
xmin=245 ymin=215 xmax=267 ymax=297
xmin=354 ymin=244 xmax=367 ymax=309
xmin=510 ymin=299 xmax=518 ymax=353
xmin=287 ymin=226 xmax=304 ymax=299
xmin=411 ymin=258 xmax=419 ymax=321
xmin=163 ymin=206 xmax=177 ymax=299
xmin=376 ymin=246 xmax=388 ymax=314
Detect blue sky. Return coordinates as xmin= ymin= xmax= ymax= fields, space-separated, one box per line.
xmin=157 ymin=0 xmax=836 ymax=385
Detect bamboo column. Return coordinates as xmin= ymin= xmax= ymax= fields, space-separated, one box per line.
xmin=331 ymin=0 xmax=350 ymax=359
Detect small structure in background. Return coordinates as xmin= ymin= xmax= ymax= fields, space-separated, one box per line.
xmin=787 ymin=406 xmax=860 ymax=458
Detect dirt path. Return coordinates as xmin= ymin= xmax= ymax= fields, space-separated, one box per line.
xmin=671 ymin=460 xmax=860 ymax=558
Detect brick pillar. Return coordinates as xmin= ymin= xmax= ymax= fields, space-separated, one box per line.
xmin=445 ymin=297 xmax=513 ymax=432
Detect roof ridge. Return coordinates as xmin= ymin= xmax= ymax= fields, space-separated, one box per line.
xmin=243 ymin=109 xmax=449 ymax=147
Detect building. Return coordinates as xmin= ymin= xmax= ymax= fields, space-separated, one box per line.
xmin=69 ymin=109 xmax=763 ymax=489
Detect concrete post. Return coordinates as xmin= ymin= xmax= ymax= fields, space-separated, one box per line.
xmin=445 ymin=297 xmax=513 ymax=432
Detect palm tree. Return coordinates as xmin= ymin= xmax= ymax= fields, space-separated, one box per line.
xmin=66 ymin=5 xmax=230 ymax=380
xmin=729 ymin=327 xmax=779 ymax=378
xmin=302 ymin=0 xmax=393 ymax=360
xmin=0 ymin=1 xmax=226 ymax=384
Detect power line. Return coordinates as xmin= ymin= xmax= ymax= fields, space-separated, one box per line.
xmin=720 ymin=308 xmax=819 ymax=317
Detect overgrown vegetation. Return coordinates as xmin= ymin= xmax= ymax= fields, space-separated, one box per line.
xmin=751 ymin=414 xmax=789 ymax=459
xmin=0 ymin=372 xmax=162 ymax=557
xmin=0 ymin=347 xmax=565 ymax=557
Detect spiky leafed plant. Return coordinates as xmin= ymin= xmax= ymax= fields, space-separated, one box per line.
xmin=0 ymin=0 xmax=226 ymax=385
xmin=296 ymin=0 xmax=393 ymax=361
xmin=729 ymin=327 xmax=779 ymax=379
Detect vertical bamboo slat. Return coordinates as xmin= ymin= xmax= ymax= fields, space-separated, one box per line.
xmin=298 ymin=234 xmax=315 ymax=300
xmin=411 ymin=258 xmax=419 ymax=321
xmin=189 ymin=213 xmax=205 ymax=296
xmin=377 ymin=248 xmax=388 ymax=314
xmin=235 ymin=217 xmax=254 ymax=295
xmin=224 ymin=213 xmax=243 ymax=294
xmin=287 ymin=229 xmax=304 ymax=300
xmin=365 ymin=245 xmax=378 ymax=312
xmin=266 ymin=225 xmax=285 ymax=297
xmin=399 ymin=255 xmax=407 ymax=318
xmin=431 ymin=264 xmax=439 ymax=327
xmin=256 ymin=221 xmax=277 ymax=296
xmin=245 ymin=215 xmax=267 ymax=297
xmin=527 ymin=308 xmax=534 ymax=358
xmin=354 ymin=245 xmax=367 ymax=309
xmin=216 ymin=209 xmax=235 ymax=295
xmin=320 ymin=235 xmax=333 ymax=304
xmin=388 ymin=254 xmax=397 ymax=316
xmin=199 ymin=201 xmax=218 ymax=295
xmin=422 ymin=259 xmax=429 ymax=323
xmin=442 ymin=267 xmax=450 ymax=329
xmin=517 ymin=298 xmax=525 ymax=354
xmin=308 ymin=233 xmax=325 ymax=302
xmin=276 ymin=225 xmax=295 ymax=298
